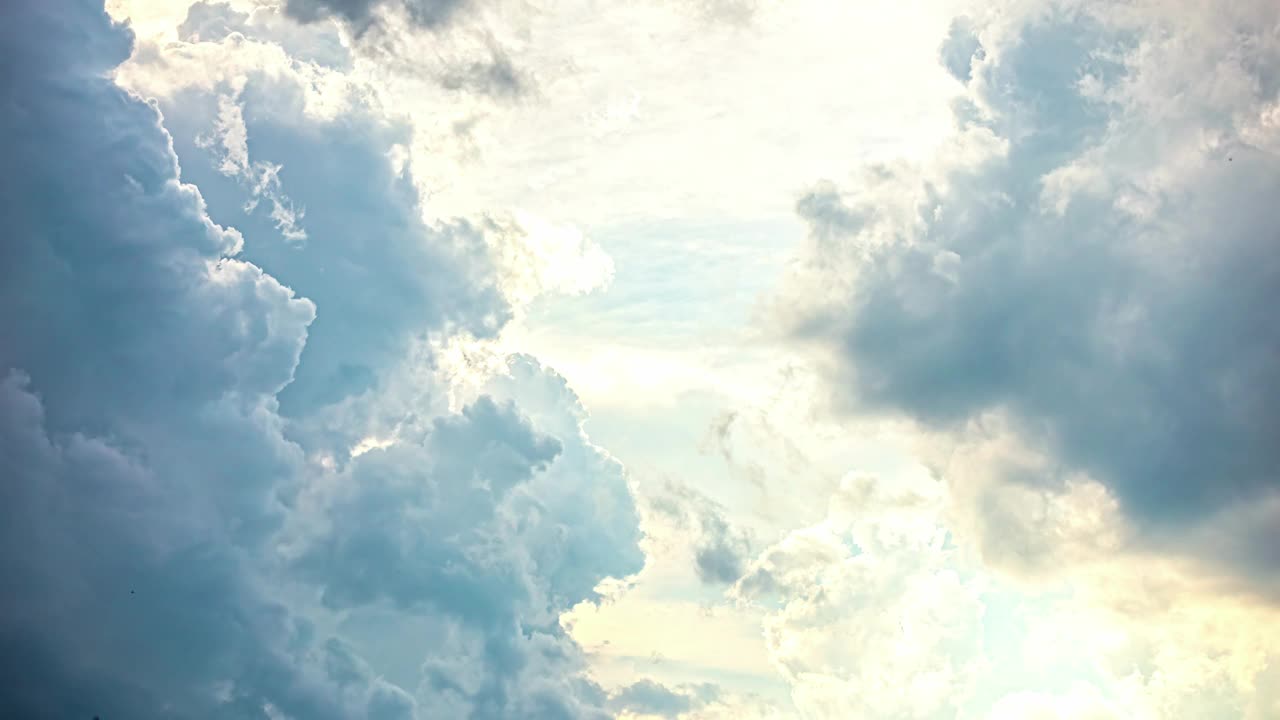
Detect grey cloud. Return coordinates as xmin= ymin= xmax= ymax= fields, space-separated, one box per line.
xmin=730 ymin=533 xmax=846 ymax=602
xmin=1 ymin=1 xmax=642 ymax=717
xmin=284 ymin=375 xmax=646 ymax=706
xmin=285 ymin=0 xmax=470 ymax=33
xmin=180 ymin=1 xmax=351 ymax=67
xmin=295 ymin=396 xmax=560 ymax=619
xmin=161 ymin=8 xmax=644 ymax=625
xmin=483 ymin=356 xmax=646 ymax=606
xmin=608 ymin=678 xmax=720 ymax=718
xmin=439 ymin=42 xmax=528 ymax=100
xmin=694 ymin=511 xmax=750 ymax=584
xmin=154 ymin=72 xmax=512 ymax=430
xmin=610 ymin=679 xmax=692 ymax=716
xmin=178 ymin=0 xmax=249 ymax=42
xmin=1 ymin=5 xmax=330 ymax=716
xmin=651 ymin=482 xmax=752 ymax=585
xmin=701 ymin=411 xmax=767 ymax=490
xmin=938 ymin=17 xmax=983 ymax=84
xmin=276 ymin=0 xmax=532 ymax=99
xmin=781 ymin=6 xmax=1280 ymax=581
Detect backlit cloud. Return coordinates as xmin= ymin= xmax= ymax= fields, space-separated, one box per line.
xmin=777 ymin=0 xmax=1280 ymax=591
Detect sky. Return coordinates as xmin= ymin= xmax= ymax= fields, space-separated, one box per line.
xmin=2 ymin=0 xmax=1279 ymax=718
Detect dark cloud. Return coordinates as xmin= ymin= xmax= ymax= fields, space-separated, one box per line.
xmin=780 ymin=6 xmax=1280 ymax=581
xmin=155 ymin=75 xmax=511 ymax=426
xmin=277 ymin=0 xmax=532 ymax=100
xmin=285 ymin=0 xmax=471 ymax=33
xmin=295 ymin=397 xmax=560 ymax=618
xmin=650 ymin=482 xmax=752 ymax=585
xmin=1 ymin=1 xmax=642 ymax=717
xmin=0 ymin=5 xmax=328 ymax=716
xmin=693 ymin=510 xmax=750 ymax=584
xmin=179 ymin=1 xmax=351 ymax=67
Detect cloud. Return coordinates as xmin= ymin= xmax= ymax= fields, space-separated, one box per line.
xmin=290 ymin=396 xmax=561 ymax=618
xmin=1002 ymin=550 xmax=1280 ymax=720
xmin=285 ymin=0 xmax=471 ymax=33
xmin=677 ymin=0 xmax=759 ymax=26
xmin=775 ymin=0 xmax=1280 ymax=587
xmin=1 ymin=2 xmax=642 ymax=717
xmin=179 ymin=1 xmax=353 ymax=67
xmin=937 ymin=16 xmax=983 ymax=84
xmin=608 ymin=678 xmax=711 ymax=717
xmin=759 ymin=5 xmax=1280 ymax=713
xmin=1 ymin=5 xmax=324 ymax=716
xmin=178 ymin=0 xmax=249 ymax=42
xmin=721 ymin=449 xmax=1280 ymax=719
xmin=700 ymin=411 xmax=768 ymax=491
xmin=120 ymin=11 xmax=602 ymax=431
xmin=284 ymin=385 xmax=642 ymax=716
xmin=731 ymin=473 xmax=984 ymax=719
xmin=649 ymin=482 xmax=754 ymax=585
xmin=438 ymin=40 xmax=528 ymax=99
xmin=692 ymin=517 xmax=750 ymax=585
xmin=277 ymin=0 xmax=533 ymax=101
xmin=149 ymin=77 xmax=512 ymax=424
xmin=986 ymin=686 xmax=1123 ymax=720
xmin=605 ymin=679 xmax=785 ymax=720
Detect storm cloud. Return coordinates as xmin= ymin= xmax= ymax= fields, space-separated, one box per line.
xmin=0 ymin=1 xmax=642 ymax=717
xmin=778 ymin=1 xmax=1280 ymax=584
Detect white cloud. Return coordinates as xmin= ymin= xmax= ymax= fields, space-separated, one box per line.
xmin=485 ymin=211 xmax=616 ymax=308
xmin=732 ymin=472 xmax=986 ymax=720
xmin=987 ymin=685 xmax=1123 ymax=720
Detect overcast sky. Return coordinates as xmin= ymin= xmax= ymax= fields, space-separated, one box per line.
xmin=3 ymin=0 xmax=1279 ymax=718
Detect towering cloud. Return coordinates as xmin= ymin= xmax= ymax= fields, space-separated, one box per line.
xmin=0 ymin=2 xmax=641 ymax=717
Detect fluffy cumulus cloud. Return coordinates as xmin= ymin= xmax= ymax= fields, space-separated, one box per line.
xmin=605 ymin=677 xmax=791 ymax=720
xmin=0 ymin=2 xmax=641 ymax=718
xmin=777 ymin=0 xmax=1280 ymax=590
xmin=608 ymin=678 xmax=705 ymax=717
xmin=114 ymin=0 xmax=615 ymax=442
